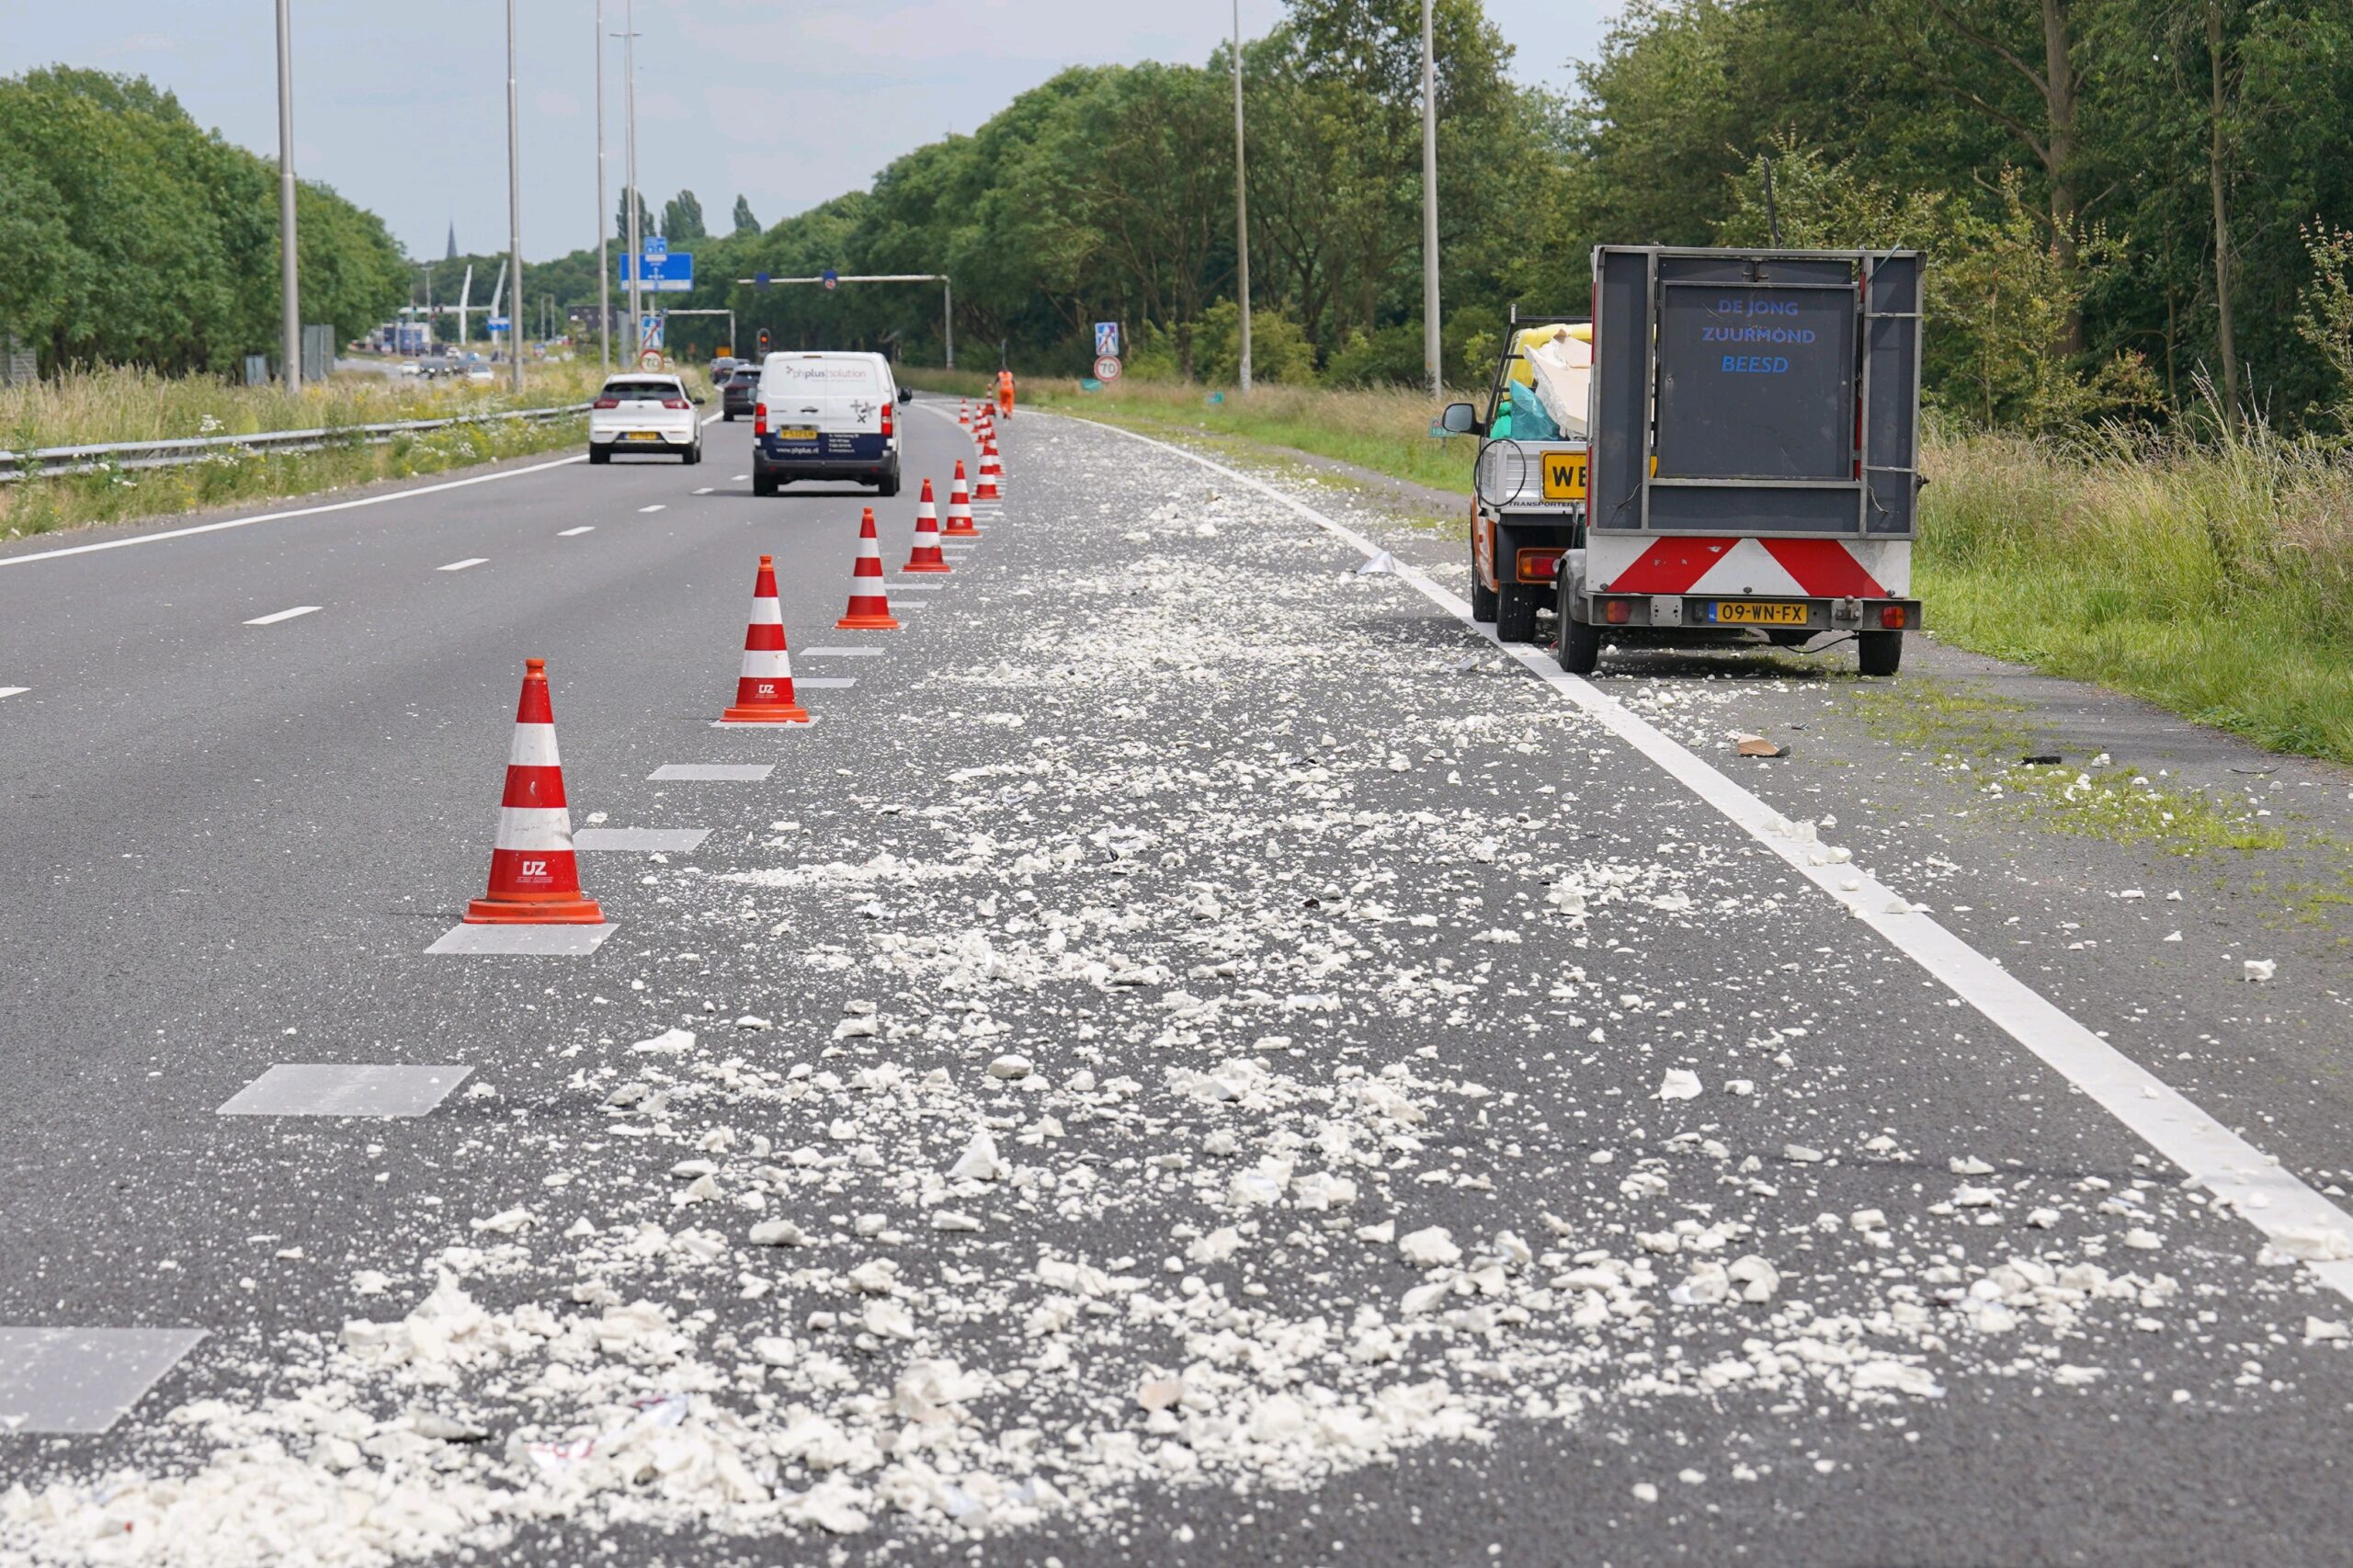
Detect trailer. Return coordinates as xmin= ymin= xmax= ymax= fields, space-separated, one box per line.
xmin=1448 ymin=246 xmax=1926 ymax=677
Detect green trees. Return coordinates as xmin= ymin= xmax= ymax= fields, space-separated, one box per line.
xmin=732 ymin=196 xmax=759 ymax=237
xmin=661 ymin=190 xmax=706 ymax=243
xmin=0 ymin=68 xmax=405 ymax=376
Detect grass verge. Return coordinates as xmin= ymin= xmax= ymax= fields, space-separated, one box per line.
xmin=1 ymin=359 xmax=646 ymax=540
xmin=902 ymin=369 xmax=2353 ymax=767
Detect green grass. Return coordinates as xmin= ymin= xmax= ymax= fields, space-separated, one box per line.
xmin=903 ymin=367 xmax=2353 ymax=768
xmin=1 ymin=359 xmax=673 ymax=540
xmin=1851 ymin=677 xmax=2286 ymax=855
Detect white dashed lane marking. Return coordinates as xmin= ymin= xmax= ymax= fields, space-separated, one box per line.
xmin=426 ymin=924 xmax=618 ymax=957
xmin=0 ymin=687 xmax=27 ymax=699
xmin=1079 ymin=414 xmax=2353 ymax=1302
xmin=692 ymin=487 xmax=715 ymax=495
xmin=638 ymin=505 xmax=666 ymax=514
xmin=243 ymin=606 xmax=321 ymax=627
xmin=648 ymin=764 xmax=772 ymax=782
xmin=0 ymin=1328 xmax=206 ymax=1435
xmin=801 ymin=647 xmax=883 ymax=658
xmin=437 ymin=558 xmax=488 ymax=573
xmin=217 ymin=1063 xmax=472 ymax=1118
xmin=574 ymin=828 xmax=711 ymax=852
xmin=558 ymin=527 xmax=595 ymax=537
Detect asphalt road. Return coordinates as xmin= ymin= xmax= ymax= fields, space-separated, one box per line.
xmin=3 ymin=402 xmax=2350 ymax=1565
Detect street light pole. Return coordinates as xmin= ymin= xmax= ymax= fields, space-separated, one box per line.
xmin=275 ymin=0 xmax=301 ymax=392
xmin=595 ymin=0 xmax=611 ymax=370
xmin=1232 ymin=0 xmax=1252 ymax=395
xmin=506 ymin=0 xmax=524 ymax=392
xmin=623 ymin=0 xmax=642 ymax=359
xmin=1421 ymin=0 xmax=1441 ymax=399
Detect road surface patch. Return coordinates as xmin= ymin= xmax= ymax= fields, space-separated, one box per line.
xmin=424 ymin=923 xmax=617 ymax=956
xmin=792 ymin=676 xmax=857 ymax=689
xmin=243 ymin=606 xmax=321 ymax=627
xmin=574 ymin=828 xmax=711 ymax=852
xmin=0 ymin=1328 xmax=205 ymax=1435
xmin=648 ymin=764 xmax=772 ymax=781
xmin=889 ymin=581 xmax=947 ymax=592
xmin=216 ymin=1063 xmax=472 ymax=1118
xmin=801 ymin=647 xmax=884 ymax=658
xmin=437 ymin=558 xmax=488 ymax=573
xmin=1081 ymin=414 xmax=2353 ymax=1297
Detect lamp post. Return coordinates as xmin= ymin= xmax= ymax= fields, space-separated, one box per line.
xmin=623 ymin=0 xmax=642 ymax=358
xmin=275 ymin=0 xmax=301 ymax=392
xmin=506 ymin=0 xmax=524 ymax=392
xmin=1421 ymin=0 xmax=1441 ymax=399
xmin=595 ymin=0 xmax=610 ymax=369
xmin=1232 ymin=0 xmax=1252 ymax=395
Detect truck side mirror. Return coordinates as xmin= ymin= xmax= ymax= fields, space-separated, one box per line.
xmin=1439 ymin=402 xmax=1483 ymax=437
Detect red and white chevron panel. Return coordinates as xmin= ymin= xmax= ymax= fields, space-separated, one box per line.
xmin=1589 ymin=535 xmax=1911 ymax=598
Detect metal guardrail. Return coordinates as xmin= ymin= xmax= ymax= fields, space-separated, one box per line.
xmin=0 ymin=403 xmax=590 ymax=483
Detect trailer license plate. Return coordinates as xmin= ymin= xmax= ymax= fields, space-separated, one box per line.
xmin=1540 ymin=450 xmax=1587 ymax=501
xmin=1710 ymin=600 xmax=1809 ymax=626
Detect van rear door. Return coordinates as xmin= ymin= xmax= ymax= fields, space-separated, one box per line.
xmin=759 ymin=355 xmax=888 ymax=463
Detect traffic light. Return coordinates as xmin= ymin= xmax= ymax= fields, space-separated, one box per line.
xmin=756 ymin=327 xmax=771 ymax=355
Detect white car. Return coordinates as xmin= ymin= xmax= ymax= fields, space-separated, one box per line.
xmin=752 ymin=351 xmax=904 ymax=496
xmin=588 ymin=373 xmax=705 ymax=465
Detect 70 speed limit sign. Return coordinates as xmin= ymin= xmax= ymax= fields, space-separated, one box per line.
xmin=1093 ymin=355 xmax=1123 ymax=381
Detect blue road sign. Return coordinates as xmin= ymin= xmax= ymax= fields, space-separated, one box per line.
xmin=486 ymin=316 xmax=510 ymax=332
xmin=822 ymin=268 xmax=840 ymax=290
xmin=755 ymin=271 xmax=772 ymax=288
xmin=644 ymin=234 xmax=667 ymax=259
xmin=1095 ymin=321 xmax=1121 ymax=358
xmin=620 ymin=252 xmax=694 ymax=293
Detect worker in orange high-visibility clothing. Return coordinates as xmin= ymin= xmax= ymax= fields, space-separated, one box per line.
xmin=995 ymin=367 xmax=1016 ymax=418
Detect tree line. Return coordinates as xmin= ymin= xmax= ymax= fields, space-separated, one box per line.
xmin=0 ymin=68 xmax=410 ymax=377
xmin=639 ymin=0 xmax=2353 ymax=433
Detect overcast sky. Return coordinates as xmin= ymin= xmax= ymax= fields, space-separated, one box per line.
xmin=13 ymin=1 xmax=1619 ymax=263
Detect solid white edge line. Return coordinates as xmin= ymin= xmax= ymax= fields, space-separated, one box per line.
xmin=244 ymin=605 xmax=322 ymax=627
xmin=1063 ymin=411 xmax=2353 ymax=1301
xmin=0 ymin=454 xmax=589 ymax=568
xmin=438 ymin=558 xmax=488 ymax=572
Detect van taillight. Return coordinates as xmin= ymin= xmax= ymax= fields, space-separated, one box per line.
xmin=592 ymin=397 xmax=619 ymax=410
xmin=755 ymin=405 xmax=767 ymax=437
xmin=880 ymin=401 xmax=893 ymax=438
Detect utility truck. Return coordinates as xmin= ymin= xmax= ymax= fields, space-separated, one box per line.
xmin=1444 ymin=246 xmax=1925 ymax=676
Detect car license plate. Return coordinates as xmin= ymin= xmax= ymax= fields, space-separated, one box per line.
xmin=1540 ymin=449 xmax=1587 ymax=501
xmin=777 ymin=426 xmax=818 ymax=440
xmin=1709 ymin=600 xmax=1809 ymax=626
xmin=622 ymin=431 xmax=663 ymax=442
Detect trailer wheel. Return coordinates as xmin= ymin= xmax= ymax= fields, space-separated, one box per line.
xmin=1558 ymin=610 xmax=1602 ymax=675
xmin=1496 ymin=585 xmax=1540 ymax=643
xmin=1857 ymin=631 xmax=1903 ymax=677
xmin=1469 ymin=539 xmax=1498 ymax=623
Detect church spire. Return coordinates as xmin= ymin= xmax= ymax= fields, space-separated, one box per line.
xmin=445 ymin=222 xmax=458 ymax=262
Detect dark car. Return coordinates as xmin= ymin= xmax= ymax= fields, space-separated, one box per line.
xmin=722 ymin=366 xmax=760 ymax=422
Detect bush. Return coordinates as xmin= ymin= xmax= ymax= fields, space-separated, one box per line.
xmin=1195 ymin=300 xmax=1317 ymax=385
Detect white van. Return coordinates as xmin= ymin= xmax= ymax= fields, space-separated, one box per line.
xmin=752 ymin=351 xmax=906 ymax=496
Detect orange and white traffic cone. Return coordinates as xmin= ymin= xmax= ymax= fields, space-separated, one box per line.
xmin=958 ymin=399 xmax=971 ymax=429
xmin=943 ymin=463 xmax=980 ymax=539
xmin=721 ymin=554 xmax=811 ymax=722
xmin=902 ymin=479 xmax=950 ymax=574
xmin=975 ymin=443 xmax=1003 ymax=501
xmin=464 ymin=658 xmax=604 ymax=926
xmin=836 ymin=507 xmax=902 ymax=631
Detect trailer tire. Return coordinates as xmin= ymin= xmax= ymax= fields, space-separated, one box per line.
xmin=1469 ymin=538 xmax=1498 ymax=623
xmin=1558 ymin=610 xmax=1602 ymax=675
xmin=1496 ymin=585 xmax=1540 ymax=643
xmin=1857 ymin=631 xmax=1903 ymax=676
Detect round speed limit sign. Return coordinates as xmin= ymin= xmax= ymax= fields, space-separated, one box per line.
xmin=1093 ymin=355 xmax=1123 ymax=381
xmin=639 ymin=348 xmax=664 ymax=370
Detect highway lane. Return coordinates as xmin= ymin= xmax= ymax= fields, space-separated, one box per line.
xmin=5 ymin=409 xmax=2352 ymax=1564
